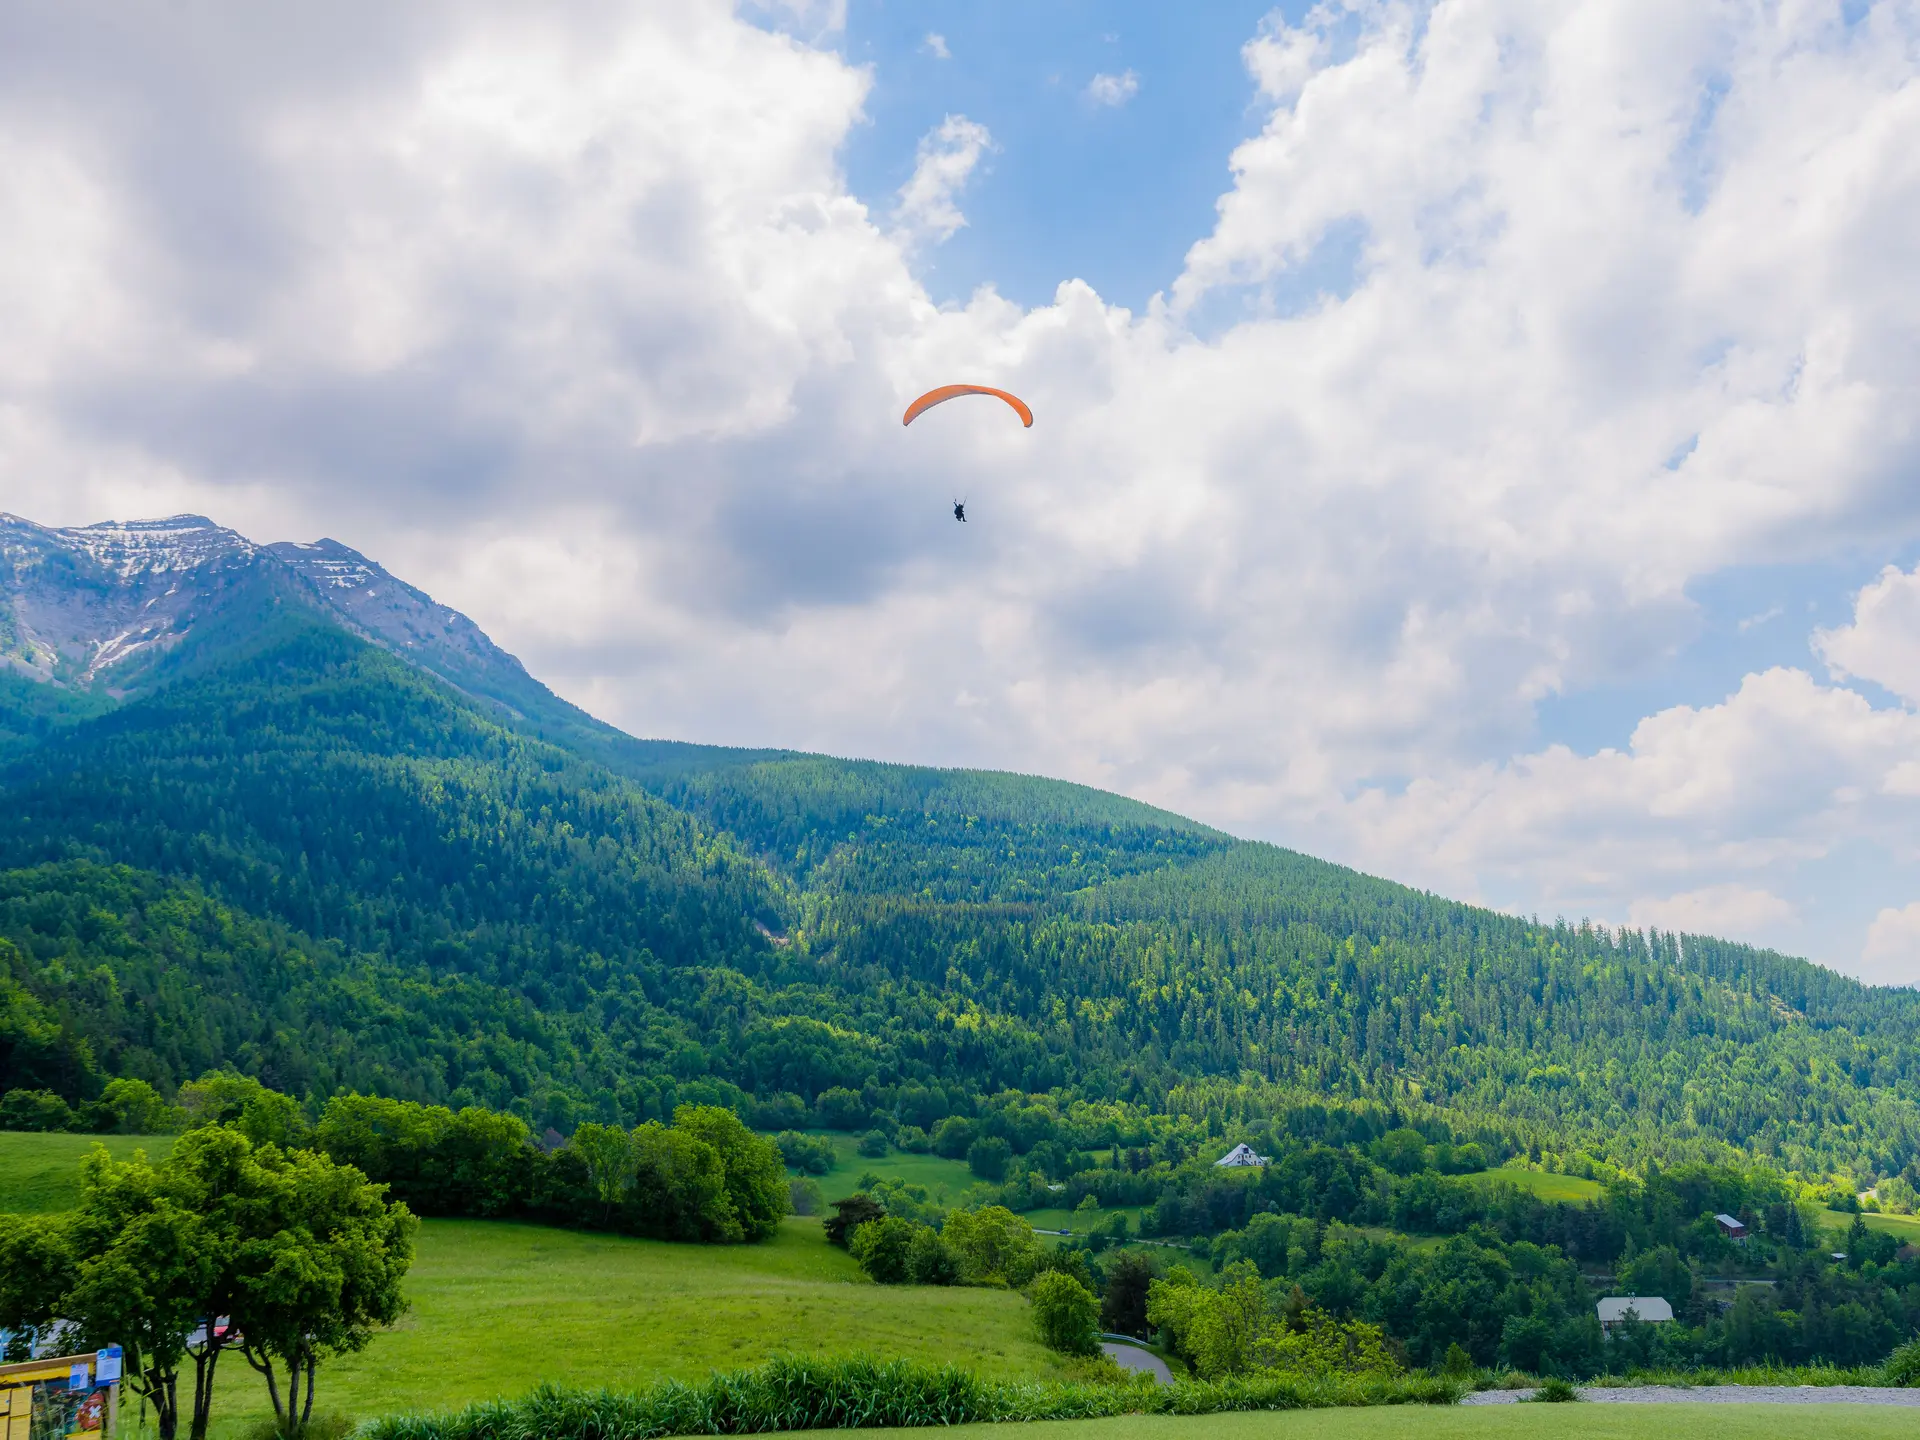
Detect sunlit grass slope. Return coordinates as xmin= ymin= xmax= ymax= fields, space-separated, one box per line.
xmin=1464 ymin=1167 xmax=1607 ymax=1203
xmin=208 ymin=1217 xmax=1073 ymax=1433
xmin=0 ymin=1131 xmax=176 ymax=1212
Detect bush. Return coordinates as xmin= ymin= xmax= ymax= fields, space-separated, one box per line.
xmin=774 ymin=1131 xmax=835 ymax=1175
xmin=99 ymin=1078 xmax=186 ymax=1134
xmin=967 ymin=1135 xmax=1012 ymax=1182
xmin=851 ymin=1217 xmax=920 ymax=1284
xmin=896 ymin=1125 xmax=932 ymax=1153
xmin=1527 ymin=1377 xmax=1580 ymax=1402
xmin=1885 ymin=1337 xmax=1920 ymax=1386
xmin=906 ymin=1227 xmax=960 ymax=1286
xmin=931 ymin=1117 xmax=976 ymax=1160
xmin=858 ymin=1129 xmax=891 ymax=1159
xmin=0 ymin=1089 xmax=75 ymax=1133
xmin=359 ymin=1356 xmax=1464 ymax=1440
xmin=814 ymin=1088 xmax=868 ymax=1132
xmin=824 ymin=1193 xmax=885 ymax=1248
xmin=1031 ymin=1273 xmax=1102 ymax=1356
xmin=941 ymin=1206 xmax=1039 ymax=1285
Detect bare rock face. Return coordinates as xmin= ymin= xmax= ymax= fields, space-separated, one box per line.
xmin=0 ymin=512 xmax=545 ymax=711
xmin=0 ymin=514 xmax=260 ymax=690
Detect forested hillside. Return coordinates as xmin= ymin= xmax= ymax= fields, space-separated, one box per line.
xmin=0 ymin=514 xmax=1916 ymax=1189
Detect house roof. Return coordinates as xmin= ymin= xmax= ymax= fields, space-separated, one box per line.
xmin=1214 ymin=1143 xmax=1270 ymax=1167
xmin=1713 ymin=1213 xmax=1746 ymax=1229
xmin=1596 ymin=1296 xmax=1675 ymax=1324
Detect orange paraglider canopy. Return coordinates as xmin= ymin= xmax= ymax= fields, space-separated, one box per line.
xmin=902 ymin=384 xmax=1033 ymax=428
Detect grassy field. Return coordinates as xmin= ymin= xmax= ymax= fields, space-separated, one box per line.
xmin=196 ymin=1216 xmax=1078 ymax=1435
xmin=802 ymin=1132 xmax=981 ymax=1204
xmin=852 ymin=1407 xmax=1897 ymax=1440
xmin=1818 ymin=1208 xmax=1920 ymax=1243
xmin=1462 ymin=1167 xmax=1606 ymax=1203
xmin=0 ymin=1130 xmax=176 ymax=1211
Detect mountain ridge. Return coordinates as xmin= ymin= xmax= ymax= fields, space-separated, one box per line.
xmin=0 ymin=510 xmax=1912 ymax=1182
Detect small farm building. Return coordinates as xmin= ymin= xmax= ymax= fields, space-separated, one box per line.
xmin=1596 ymin=1297 xmax=1674 ymax=1329
xmin=1714 ymin=1213 xmax=1749 ymax=1243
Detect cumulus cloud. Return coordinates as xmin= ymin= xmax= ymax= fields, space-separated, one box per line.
xmin=923 ymin=33 xmax=950 ymax=60
xmin=1861 ymin=902 xmax=1920 ymax=986
xmin=1630 ymin=886 xmax=1796 ymax=938
xmin=892 ymin=115 xmax=993 ymax=247
xmin=1816 ymin=564 xmax=1920 ymax=704
xmin=1085 ymin=70 xmax=1139 ymax=107
xmin=3 ymin=0 xmax=1920 ymax=978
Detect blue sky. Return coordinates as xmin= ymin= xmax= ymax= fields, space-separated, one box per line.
xmin=836 ymin=1 xmax=1288 ymax=312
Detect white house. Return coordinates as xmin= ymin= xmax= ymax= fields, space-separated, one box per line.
xmin=1214 ymin=1143 xmax=1270 ymax=1168
xmin=1596 ymin=1297 xmax=1674 ymax=1329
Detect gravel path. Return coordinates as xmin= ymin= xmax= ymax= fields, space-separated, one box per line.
xmin=1464 ymin=1385 xmax=1920 ymax=1405
xmin=1099 ymin=1342 xmax=1172 ymax=1384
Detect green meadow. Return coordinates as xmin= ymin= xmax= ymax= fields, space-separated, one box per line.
xmin=1463 ymin=1167 xmax=1607 ymax=1203
xmin=806 ymin=1132 xmax=980 ymax=1204
xmin=196 ymin=1216 xmax=1081 ymax=1433
xmin=0 ymin=1130 xmax=177 ymax=1212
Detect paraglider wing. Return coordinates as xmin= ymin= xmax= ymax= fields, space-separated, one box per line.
xmin=902 ymin=384 xmax=1034 ymax=428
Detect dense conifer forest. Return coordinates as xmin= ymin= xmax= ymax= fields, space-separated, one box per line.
xmin=0 ymin=592 xmax=1917 ymax=1193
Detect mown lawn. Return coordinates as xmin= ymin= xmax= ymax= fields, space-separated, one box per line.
xmin=853 ymin=1406 xmax=1895 ymax=1440
xmin=203 ymin=1216 xmax=1077 ymax=1436
xmin=0 ymin=1130 xmax=176 ymax=1211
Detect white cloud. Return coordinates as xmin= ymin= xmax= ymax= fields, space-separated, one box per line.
xmin=923 ymin=33 xmax=950 ymax=60
xmin=1816 ymin=564 xmax=1920 ymax=705
xmin=3 ymin=1 xmax=1920 ymax=978
xmin=1085 ymin=70 xmax=1139 ymax=107
xmin=1862 ymin=903 xmax=1920 ymax=986
xmin=892 ymin=115 xmax=993 ymax=247
xmin=1630 ymin=885 xmax=1796 ymax=938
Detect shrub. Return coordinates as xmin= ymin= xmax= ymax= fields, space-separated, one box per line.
xmin=1885 ymin=1337 xmax=1920 ymax=1386
xmin=1440 ymin=1342 xmax=1474 ymax=1378
xmin=774 ymin=1131 xmax=835 ymax=1175
xmin=359 ymin=1356 xmax=1464 ymax=1440
xmin=814 ymin=1088 xmax=868 ymax=1132
xmin=824 ymin=1193 xmax=885 ymax=1248
xmin=931 ymin=1116 xmax=976 ymax=1160
xmin=896 ymin=1125 xmax=932 ymax=1153
xmin=941 ymin=1206 xmax=1039 ymax=1285
xmin=1527 ymin=1377 xmax=1580 ymax=1402
xmin=0 ymin=1089 xmax=75 ymax=1133
xmin=906 ymin=1227 xmax=960 ymax=1286
xmin=99 ymin=1078 xmax=186 ymax=1135
xmin=1032 ymin=1272 xmax=1102 ymax=1356
xmin=967 ymin=1136 xmax=1012 ymax=1182
xmin=851 ymin=1217 xmax=920 ymax=1284
xmin=858 ymin=1129 xmax=891 ymax=1159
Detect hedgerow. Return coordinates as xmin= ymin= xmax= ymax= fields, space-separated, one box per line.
xmin=361 ymin=1355 xmax=1463 ymax=1440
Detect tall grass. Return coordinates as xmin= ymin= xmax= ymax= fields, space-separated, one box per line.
xmin=363 ymin=1356 xmax=1463 ymax=1440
